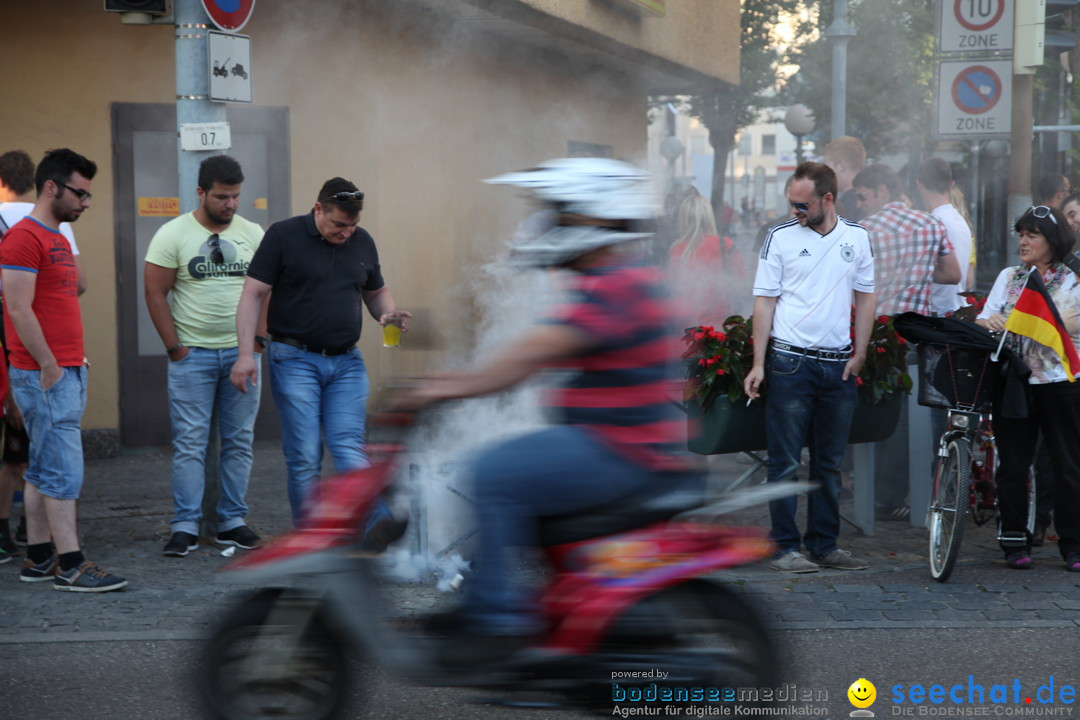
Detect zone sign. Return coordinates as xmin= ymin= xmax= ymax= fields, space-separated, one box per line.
xmin=939 ymin=0 xmax=1014 ymax=53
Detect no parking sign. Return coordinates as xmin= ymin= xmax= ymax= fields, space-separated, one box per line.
xmin=202 ymin=0 xmax=255 ymax=33
xmin=935 ymin=59 xmax=1012 ymax=139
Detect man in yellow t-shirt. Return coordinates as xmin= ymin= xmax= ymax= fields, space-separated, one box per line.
xmin=144 ymin=155 xmax=266 ymax=557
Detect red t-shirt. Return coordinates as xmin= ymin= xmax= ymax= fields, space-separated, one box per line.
xmin=0 ymin=217 xmax=84 ymax=370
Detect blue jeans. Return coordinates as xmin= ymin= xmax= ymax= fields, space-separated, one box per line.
xmin=9 ymin=366 xmax=87 ymax=500
xmin=465 ymin=426 xmax=655 ymax=635
xmin=267 ymin=341 xmax=369 ymax=523
xmin=765 ymin=351 xmax=856 ymax=558
xmin=167 ymin=347 xmax=260 ymax=536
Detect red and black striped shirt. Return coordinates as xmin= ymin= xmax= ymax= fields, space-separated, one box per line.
xmin=543 ymin=257 xmax=684 ymax=470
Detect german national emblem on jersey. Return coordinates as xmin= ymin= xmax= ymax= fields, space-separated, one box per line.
xmin=840 ymin=243 xmax=855 ymax=263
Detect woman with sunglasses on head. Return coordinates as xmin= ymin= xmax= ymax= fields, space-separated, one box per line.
xmin=976 ymin=204 xmax=1080 ymax=571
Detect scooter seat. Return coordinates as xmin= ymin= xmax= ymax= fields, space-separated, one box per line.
xmin=537 ymin=472 xmax=705 ymax=547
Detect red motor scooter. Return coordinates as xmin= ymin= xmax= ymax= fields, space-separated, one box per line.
xmin=200 ymin=414 xmax=798 ymax=720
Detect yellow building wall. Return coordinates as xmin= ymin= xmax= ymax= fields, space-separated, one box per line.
xmin=0 ymin=1 xmax=736 ymax=441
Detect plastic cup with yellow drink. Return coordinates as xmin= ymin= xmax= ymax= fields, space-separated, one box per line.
xmin=382 ymin=323 xmax=402 ymax=348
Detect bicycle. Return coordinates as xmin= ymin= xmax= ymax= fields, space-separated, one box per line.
xmin=895 ymin=314 xmax=1035 ymax=582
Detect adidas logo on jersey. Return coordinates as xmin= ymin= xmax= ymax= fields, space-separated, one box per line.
xmin=799 ymin=249 xmax=811 ymax=257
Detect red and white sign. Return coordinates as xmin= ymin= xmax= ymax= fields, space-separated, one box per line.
xmin=935 ymin=59 xmax=1012 ymax=139
xmin=202 ymin=0 xmax=255 ymax=33
xmin=938 ymin=0 xmax=1013 ymax=53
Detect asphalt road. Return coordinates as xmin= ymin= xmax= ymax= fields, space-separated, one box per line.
xmin=5 ymin=627 xmax=1078 ymax=720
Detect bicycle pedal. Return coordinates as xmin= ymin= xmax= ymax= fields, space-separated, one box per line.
xmin=997 ymin=530 xmax=1028 ymax=548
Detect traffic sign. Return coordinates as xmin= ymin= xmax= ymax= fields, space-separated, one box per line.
xmin=202 ymin=0 xmax=255 ymax=33
xmin=208 ymin=31 xmax=252 ymax=103
xmin=935 ymin=60 xmax=1012 ymax=139
xmin=939 ymin=0 xmax=1013 ymax=53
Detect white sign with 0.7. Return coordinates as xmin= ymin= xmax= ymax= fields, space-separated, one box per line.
xmin=179 ymin=122 xmax=232 ymax=152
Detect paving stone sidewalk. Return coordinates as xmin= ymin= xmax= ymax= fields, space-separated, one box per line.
xmin=3 ymin=443 xmax=1080 ymax=645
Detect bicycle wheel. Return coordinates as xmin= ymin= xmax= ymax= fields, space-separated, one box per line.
xmin=928 ymin=440 xmax=970 ymax=582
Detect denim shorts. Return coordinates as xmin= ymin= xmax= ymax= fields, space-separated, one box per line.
xmin=9 ymin=366 xmax=87 ymax=500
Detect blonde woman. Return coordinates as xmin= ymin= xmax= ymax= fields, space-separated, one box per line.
xmin=668 ymin=193 xmax=747 ymax=326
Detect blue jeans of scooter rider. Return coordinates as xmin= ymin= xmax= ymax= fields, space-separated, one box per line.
xmin=465 ymin=425 xmax=654 ymax=636
xmin=765 ymin=349 xmax=857 ymax=558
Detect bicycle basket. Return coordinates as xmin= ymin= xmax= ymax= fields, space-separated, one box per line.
xmin=917 ymin=343 xmax=999 ymax=411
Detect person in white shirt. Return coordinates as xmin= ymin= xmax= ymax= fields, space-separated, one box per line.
xmin=918 ymin=158 xmax=972 ymax=316
xmin=744 ymin=161 xmax=876 ymax=574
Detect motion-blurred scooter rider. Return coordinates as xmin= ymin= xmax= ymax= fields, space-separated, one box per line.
xmin=396 ymin=158 xmax=694 ymax=664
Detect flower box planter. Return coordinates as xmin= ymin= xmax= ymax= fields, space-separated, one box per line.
xmin=687 ymin=392 xmax=903 ymax=455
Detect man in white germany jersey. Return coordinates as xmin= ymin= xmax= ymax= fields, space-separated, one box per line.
xmin=744 ymin=161 xmax=876 ymax=574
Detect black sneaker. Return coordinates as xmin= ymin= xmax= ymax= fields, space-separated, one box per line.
xmin=215 ymin=525 xmax=261 ymax=550
xmin=53 ymin=560 xmax=127 ymax=593
xmin=0 ymin=547 xmax=11 ymax=565
xmin=20 ymin=554 xmax=58 ymax=582
xmin=163 ymin=531 xmax=199 ymax=557
xmin=15 ymin=515 xmax=26 ymax=545
xmin=0 ymin=526 xmax=18 ymax=557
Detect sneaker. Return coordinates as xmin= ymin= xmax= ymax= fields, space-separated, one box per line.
xmin=0 ymin=548 xmax=11 ymax=565
xmin=215 ymin=525 xmax=261 ymax=550
xmin=1064 ymin=553 xmax=1080 ymax=572
xmin=163 ymin=531 xmax=199 ymax=557
xmin=359 ymin=515 xmax=409 ymax=553
xmin=812 ymin=549 xmax=869 ymax=570
xmin=770 ymin=551 xmax=820 ymax=573
xmin=15 ymin=515 xmax=26 ymax=545
xmin=1005 ymin=551 xmax=1033 ymax=569
xmin=0 ymin=526 xmax=18 ymax=557
xmin=53 ymin=560 xmax=127 ymax=593
xmin=875 ymin=505 xmax=910 ymax=522
xmin=20 ymin=554 xmax=58 ymax=582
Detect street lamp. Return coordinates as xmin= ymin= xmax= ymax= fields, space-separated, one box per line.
xmin=784 ymin=104 xmax=816 ymax=165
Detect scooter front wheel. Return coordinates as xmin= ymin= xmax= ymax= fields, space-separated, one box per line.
xmin=588 ymin=581 xmax=778 ymax=708
xmin=200 ymin=588 xmax=350 ymax=720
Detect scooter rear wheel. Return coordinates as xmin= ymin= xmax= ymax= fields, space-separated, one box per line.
xmin=588 ymin=581 xmax=778 ymax=708
xmin=200 ymin=588 xmax=349 ymax=720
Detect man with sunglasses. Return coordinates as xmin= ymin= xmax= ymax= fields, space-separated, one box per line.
xmin=745 ymin=161 xmax=876 ymax=573
xmin=230 ymin=178 xmax=411 ymax=531
xmin=1 ymin=148 xmax=126 ymax=591
xmin=145 ymin=155 xmax=266 ymax=557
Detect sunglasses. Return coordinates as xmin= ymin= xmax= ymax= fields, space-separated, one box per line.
xmin=788 ymin=198 xmax=816 ymax=213
xmin=331 ymin=190 xmax=364 ymax=203
xmin=1028 ymin=205 xmax=1058 ymax=225
xmin=855 ymin=192 xmax=869 ymax=203
xmin=208 ymin=233 xmax=224 ymax=264
xmin=57 ymin=181 xmax=92 ymax=202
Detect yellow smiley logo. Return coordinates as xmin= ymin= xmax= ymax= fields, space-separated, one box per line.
xmin=848 ymin=678 xmax=876 ymax=709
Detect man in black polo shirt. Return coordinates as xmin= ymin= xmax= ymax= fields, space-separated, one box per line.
xmin=230 ymin=178 xmax=411 ymax=524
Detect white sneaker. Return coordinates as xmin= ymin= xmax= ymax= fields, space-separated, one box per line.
xmin=770 ymin=551 xmax=820 ymax=573
xmin=812 ymin=548 xmax=869 ymax=570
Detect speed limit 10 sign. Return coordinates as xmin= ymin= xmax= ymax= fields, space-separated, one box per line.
xmin=939 ymin=0 xmax=1014 ymax=53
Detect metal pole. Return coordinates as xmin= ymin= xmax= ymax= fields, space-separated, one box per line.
xmin=825 ymin=0 xmax=855 ymax=141
xmin=175 ymin=0 xmax=227 ymax=537
xmin=175 ymin=0 xmax=226 ymax=212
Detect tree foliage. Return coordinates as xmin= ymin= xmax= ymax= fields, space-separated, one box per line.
xmin=783 ymin=0 xmax=937 ymax=160
xmin=678 ymin=0 xmax=802 ymax=219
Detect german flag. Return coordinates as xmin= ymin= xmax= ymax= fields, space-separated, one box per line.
xmin=1005 ymin=269 xmax=1080 ymax=381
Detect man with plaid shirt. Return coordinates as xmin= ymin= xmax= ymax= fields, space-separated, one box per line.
xmin=854 ymin=164 xmax=960 ymax=314
xmin=854 ymin=163 xmax=961 ymax=520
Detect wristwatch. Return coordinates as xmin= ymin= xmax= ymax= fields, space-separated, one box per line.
xmin=166 ymin=343 xmax=184 ymax=355
xmin=255 ymin=335 xmax=268 ymax=350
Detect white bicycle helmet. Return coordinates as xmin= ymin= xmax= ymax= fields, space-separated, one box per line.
xmin=486 ymin=158 xmax=656 ymax=267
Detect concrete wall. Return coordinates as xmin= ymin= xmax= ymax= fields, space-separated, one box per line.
xmin=0 ymin=0 xmax=737 ymax=442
